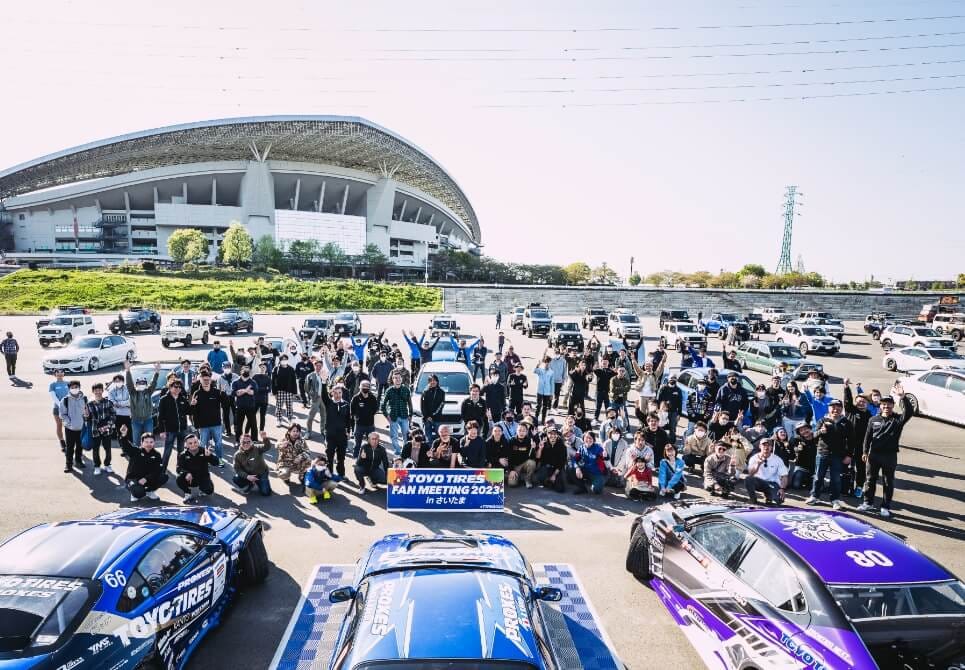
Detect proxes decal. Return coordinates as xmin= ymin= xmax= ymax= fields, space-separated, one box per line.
xmin=369 ymin=581 xmax=396 ymax=636
xmin=776 ymin=512 xmax=875 ymax=542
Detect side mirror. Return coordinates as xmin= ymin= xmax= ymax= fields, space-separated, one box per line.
xmin=533 ymin=586 xmax=562 ymax=602
xmin=329 ymin=586 xmax=356 ymax=603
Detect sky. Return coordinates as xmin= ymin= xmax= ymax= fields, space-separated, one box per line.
xmin=1 ymin=0 xmax=963 ymax=283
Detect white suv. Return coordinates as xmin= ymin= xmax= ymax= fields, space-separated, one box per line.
xmin=775 ymin=324 xmax=840 ymax=356
xmin=795 ymin=317 xmax=844 ymax=341
xmin=412 ymin=361 xmax=472 ymax=438
xmin=932 ymin=313 xmax=965 ymax=342
xmin=879 ymin=325 xmax=956 ymax=350
xmin=659 ymin=321 xmax=706 ymax=352
xmin=37 ymin=315 xmax=95 ymax=348
xmin=608 ymin=309 xmax=642 ymax=340
xmin=161 ymin=317 xmax=210 ymax=348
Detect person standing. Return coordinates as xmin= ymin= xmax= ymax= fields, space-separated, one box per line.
xmin=271 ymin=354 xmax=298 ymax=427
xmin=858 ymin=385 xmax=913 ymax=518
xmin=569 ymin=360 xmax=592 ymax=416
xmin=86 ymin=382 xmax=116 ymax=476
xmin=460 ymin=384 xmax=488 ymax=437
xmin=1 ymin=331 xmax=19 ymax=376
xmin=206 ymin=340 xmax=228 ymax=372
xmin=125 ymin=433 xmax=168 ymax=502
xmin=176 ymin=433 xmax=219 ymax=502
xmin=533 ymin=357 xmax=555 ymax=425
xmin=495 ymin=308 xmax=502 ymax=329
xmin=420 ymin=374 xmax=446 ymax=444
xmin=304 ymin=359 xmax=327 ymax=440
xmin=217 ymin=361 xmax=238 ymax=433
xmin=805 ymin=399 xmax=852 ymax=510
xmin=295 ymin=352 xmax=313 ymax=407
xmin=125 ymin=361 xmax=160 ymax=443
xmin=157 ymin=380 xmax=190 ymax=471
xmin=107 ymin=372 xmax=132 ymax=439
xmin=591 ymin=358 xmax=615 ymax=421
xmin=49 ymin=369 xmax=70 ymax=452
xmin=190 ymin=369 xmax=225 ymax=467
xmin=842 ymin=378 xmax=873 ymax=499
xmin=548 ymin=349 xmax=567 ymax=410
xmin=350 ymin=379 xmax=379 ymax=459
xmin=60 ymin=380 xmax=88 ymax=472
xmin=370 ymin=351 xmax=394 ymax=405
xmin=381 ymin=371 xmax=413 ymax=454
xmin=507 ymin=364 xmax=528 ymax=415
xmin=320 ymin=382 xmax=351 ymax=477
xmin=231 ymin=367 xmax=258 ymax=442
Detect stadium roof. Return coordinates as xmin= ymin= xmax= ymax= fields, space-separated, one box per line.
xmin=0 ymin=115 xmax=480 ymax=242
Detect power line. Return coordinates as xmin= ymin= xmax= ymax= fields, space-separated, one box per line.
xmin=599 ymin=29 xmax=965 ymax=50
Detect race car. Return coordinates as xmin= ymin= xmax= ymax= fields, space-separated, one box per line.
xmin=626 ymin=501 xmax=965 ymax=670
xmin=0 ymin=506 xmax=269 ymax=670
xmin=326 ymin=533 xmax=563 ymax=669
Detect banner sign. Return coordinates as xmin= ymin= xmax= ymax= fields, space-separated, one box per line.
xmin=386 ymin=468 xmax=505 ymax=513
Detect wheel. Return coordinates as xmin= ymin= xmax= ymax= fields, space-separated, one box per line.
xmin=872 ymin=331 xmax=881 ymax=341
xmin=209 ymin=326 xmax=217 ymax=334
xmin=776 ymin=337 xmax=783 ymax=343
xmin=885 ymin=358 xmax=897 ymax=371
xmin=953 ymin=330 xmax=963 ymax=342
xmin=126 ymin=350 xmax=136 ymax=363
xmin=697 ymin=326 xmax=705 ymax=335
xmin=247 ymin=322 xmax=254 ymax=333
xmin=88 ymin=329 xmax=95 ymax=335
xmin=659 ymin=337 xmax=666 ymax=347
xmin=202 ymin=331 xmax=209 ymax=344
xmin=719 ymin=331 xmax=726 ymax=340
xmin=626 ymin=524 xmax=652 ymax=579
xmin=799 ymin=342 xmax=809 ymax=355
xmin=40 ymin=341 xmax=49 ymax=348
xmin=238 ymin=531 xmax=269 ymax=586
xmin=229 ymin=326 xmax=237 ymax=335
xmin=63 ymin=333 xmax=72 ymax=345
xmin=914 ymin=341 xmax=924 ymax=347
xmin=161 ymin=339 xmax=169 ymax=348
xmin=88 ymin=357 xmax=99 ymax=372
xmin=905 ymin=393 xmax=920 ymax=415
xmin=881 ymin=339 xmax=892 ymax=349
xmin=184 ymin=334 xmax=192 ymax=347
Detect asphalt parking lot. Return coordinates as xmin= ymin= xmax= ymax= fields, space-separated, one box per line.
xmin=1 ymin=311 xmax=963 ymax=669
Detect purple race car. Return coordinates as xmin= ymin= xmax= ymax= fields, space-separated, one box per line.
xmin=626 ymin=501 xmax=965 ymax=670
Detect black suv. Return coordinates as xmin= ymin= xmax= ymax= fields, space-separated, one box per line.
xmin=109 ymin=307 xmax=160 ymax=334
xmin=548 ymin=321 xmax=585 ymax=350
xmin=209 ymin=308 xmax=254 ymax=334
xmin=658 ymin=309 xmax=691 ymax=330
xmin=745 ymin=313 xmax=770 ymax=334
xmin=582 ymin=308 xmax=607 ymax=330
xmin=299 ymin=317 xmax=334 ymax=346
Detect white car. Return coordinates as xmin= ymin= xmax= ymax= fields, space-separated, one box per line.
xmin=333 ymin=311 xmax=361 ymax=335
xmin=659 ymin=321 xmax=706 ymax=352
xmin=429 ymin=314 xmax=460 ymax=338
xmin=795 ymin=317 xmax=844 ymax=341
xmin=608 ymin=309 xmax=642 ymax=340
xmin=882 ymin=346 xmax=965 ymax=373
xmin=412 ymin=361 xmax=472 ymax=438
xmin=775 ymin=324 xmax=839 ymax=356
xmin=901 ymin=369 xmax=965 ymax=426
xmin=754 ymin=307 xmax=786 ymax=322
xmin=42 ymin=334 xmax=137 ymax=373
xmin=37 ymin=314 xmax=95 ymax=347
xmin=879 ymin=324 xmax=956 ymax=350
xmin=161 ymin=317 xmax=210 ymax=348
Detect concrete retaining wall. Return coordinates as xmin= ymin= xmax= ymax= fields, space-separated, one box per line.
xmin=439 ymin=285 xmax=963 ymax=319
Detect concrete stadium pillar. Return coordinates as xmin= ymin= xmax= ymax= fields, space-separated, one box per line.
xmin=240 ymin=160 xmax=275 ymax=242
xmin=365 ymin=177 xmax=396 ymax=253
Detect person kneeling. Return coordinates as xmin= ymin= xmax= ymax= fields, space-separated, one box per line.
xmin=744 ymin=438 xmax=788 ymax=505
xmin=354 ymin=432 xmax=389 ymax=495
xmin=305 ymin=456 xmax=337 ymax=503
xmin=176 ymin=433 xmax=219 ymax=503
xmin=233 ymin=431 xmax=273 ymax=496
xmin=702 ymin=441 xmax=737 ymax=498
xmin=658 ymin=444 xmax=687 ymax=500
xmin=126 ymin=433 xmax=169 ymax=502
xmin=624 ymin=456 xmax=655 ymax=500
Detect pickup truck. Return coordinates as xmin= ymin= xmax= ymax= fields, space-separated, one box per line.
xmin=698 ymin=313 xmax=750 ymax=340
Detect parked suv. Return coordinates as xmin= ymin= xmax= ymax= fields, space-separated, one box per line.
xmin=333 ymin=311 xmax=361 ymax=335
xmin=510 ymin=306 xmax=526 ymax=330
xmin=754 ymin=307 xmax=787 ymax=323
xmin=775 ymin=324 xmax=840 ymax=356
xmin=412 ymin=362 xmax=473 ymax=438
xmin=933 ymin=313 xmax=965 ymax=341
xmin=109 ymin=307 xmax=160 ymax=334
xmin=429 ymin=314 xmax=460 ymax=338
xmin=37 ymin=314 xmax=95 ymax=347
xmin=208 ymin=308 xmax=254 ymax=335
xmin=659 ymin=321 xmax=705 ymax=352
xmin=879 ymin=324 xmax=956 ymax=350
xmin=608 ymin=309 xmax=642 ymax=340
xmin=548 ymin=320 xmax=584 ymax=349
xmin=799 ymin=310 xmax=836 ymax=320
xmin=795 ymin=317 xmax=844 ymax=341
xmin=582 ymin=308 xmax=608 ymax=331
xmin=161 ymin=317 xmax=210 ymax=348
xmin=745 ymin=313 xmax=771 ymax=334
xmin=522 ymin=304 xmax=552 ymax=338
xmin=36 ymin=305 xmax=89 ymax=329
xmin=658 ymin=309 xmax=691 ymax=330
xmin=298 ymin=317 xmax=335 ymax=346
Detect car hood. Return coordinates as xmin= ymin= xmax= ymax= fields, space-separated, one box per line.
xmin=43 ymin=346 xmax=96 ymax=359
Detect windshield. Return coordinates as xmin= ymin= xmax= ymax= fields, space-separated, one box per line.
xmin=170 ymin=319 xmax=192 ymax=327
xmin=801 ymin=327 xmax=826 ymax=336
xmin=915 ymin=328 xmax=940 ymax=337
xmin=831 ymin=581 xmax=965 ymax=621
xmin=670 ymin=311 xmax=689 ymax=319
xmin=555 ymin=323 xmax=579 ymax=331
xmin=416 ymin=371 xmax=471 ymax=394
xmin=619 ymin=315 xmax=639 ymax=323
xmin=529 ymin=310 xmax=549 ymax=319
xmin=720 ymin=313 xmax=738 ymax=321
xmin=303 ymin=319 xmax=330 ymax=328
xmin=927 ymin=349 xmax=962 ymax=359
xmin=216 ymin=312 xmax=238 ymax=320
xmin=50 ymin=317 xmax=73 ymax=326
xmin=0 ymin=575 xmax=97 ymax=653
xmin=75 ymin=338 xmax=102 ymax=349
xmin=588 ymin=309 xmax=606 ymax=315
xmin=130 ymin=364 xmax=174 ymax=379
xmin=433 ymin=320 xmax=457 ymax=329
xmin=768 ymin=345 xmax=802 ymax=359
xmin=336 ymin=312 xmax=355 ymax=320
xmin=121 ymin=312 xmax=141 ymax=319
xmin=676 ymin=324 xmax=697 ymax=333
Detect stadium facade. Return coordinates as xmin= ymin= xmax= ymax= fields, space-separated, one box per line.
xmin=0 ymin=115 xmax=480 ymax=267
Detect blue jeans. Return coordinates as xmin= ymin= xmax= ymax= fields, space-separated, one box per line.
xmin=353 ymin=424 xmax=375 ymax=459
xmin=198 ymin=425 xmax=223 ymax=461
xmin=423 ymin=418 xmax=438 ymax=445
xmin=810 ymin=453 xmax=843 ymax=501
xmin=610 ymin=400 xmax=630 ymax=425
xmin=232 ymin=471 xmax=271 ymax=496
xmin=131 ymin=418 xmax=154 ymax=445
xmin=161 ymin=429 xmax=187 ymax=471
xmin=389 ymin=417 xmax=409 ymax=453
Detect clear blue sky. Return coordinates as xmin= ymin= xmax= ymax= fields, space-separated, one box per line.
xmin=2 ymin=0 xmax=963 ymax=282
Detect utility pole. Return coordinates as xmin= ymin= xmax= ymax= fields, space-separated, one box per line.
xmin=776 ymin=185 xmax=802 ymax=275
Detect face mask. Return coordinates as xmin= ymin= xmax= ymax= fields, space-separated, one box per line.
xmin=315 ymin=465 xmax=326 ymax=472
xmin=756 ymin=391 xmax=765 ymax=399
xmin=135 ymin=383 xmax=147 ymax=391
xmin=241 ymin=372 xmax=249 ymax=378
xmin=351 ymin=365 xmax=360 ymax=372
xmin=280 ymin=361 xmax=289 ymax=367
xmin=214 ymin=346 xmax=221 ymax=351
xmin=69 ymin=388 xmax=81 ymax=396
xmin=697 ymin=385 xmax=706 ymax=392
xmin=658 ymin=411 xmax=668 ymax=420
xmin=695 ymin=430 xmax=707 ymax=439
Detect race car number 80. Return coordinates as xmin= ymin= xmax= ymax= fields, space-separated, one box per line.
xmin=846 ymin=550 xmax=893 ymax=567
xmin=103 ymin=570 xmax=128 ymax=588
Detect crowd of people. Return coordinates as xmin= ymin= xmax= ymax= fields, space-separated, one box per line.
xmin=42 ymin=314 xmax=915 ymax=517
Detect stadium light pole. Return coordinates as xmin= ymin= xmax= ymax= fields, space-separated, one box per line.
xmin=424 ymin=241 xmax=429 ymax=285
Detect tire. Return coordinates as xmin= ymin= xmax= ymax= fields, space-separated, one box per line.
xmin=184 ymin=334 xmax=192 ymax=347
xmin=229 ymin=326 xmax=237 ymax=335
xmin=247 ymin=322 xmax=254 ymax=333
xmin=776 ymin=338 xmax=783 ymax=343
xmin=873 ymin=331 xmax=881 ymax=340
xmin=885 ymin=358 xmax=897 ymax=371
xmin=209 ymin=326 xmax=217 ymax=335
xmin=905 ymin=393 xmax=920 ymax=415
xmin=799 ymin=343 xmax=809 ymax=355
xmin=913 ymin=342 xmax=924 ymax=348
xmin=881 ymin=339 xmax=892 ymax=349
xmin=953 ymin=330 xmax=963 ymax=342
xmin=88 ymin=357 xmax=99 ymax=372
xmin=239 ymin=531 xmax=269 ymax=586
xmin=659 ymin=337 xmax=666 ymax=348
xmin=126 ymin=350 xmax=136 ymax=363
xmin=161 ymin=339 xmax=169 ymax=348
xmin=63 ymin=333 xmax=72 ymax=345
xmin=88 ymin=329 xmax=95 ymax=335
xmin=40 ymin=341 xmax=49 ymax=348
xmin=202 ymin=331 xmax=209 ymax=344
xmin=626 ymin=524 xmax=652 ymax=579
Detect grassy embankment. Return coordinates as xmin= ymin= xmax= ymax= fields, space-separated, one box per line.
xmin=0 ymin=269 xmax=442 ymax=313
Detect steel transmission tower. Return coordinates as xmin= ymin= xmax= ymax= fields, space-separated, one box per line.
xmin=775 ymin=185 xmax=801 ymax=275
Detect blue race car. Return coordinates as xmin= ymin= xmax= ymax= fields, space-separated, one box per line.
xmin=0 ymin=506 xmax=269 ymax=670
xmin=327 ymin=533 xmax=563 ymax=669
xmin=626 ymin=501 xmax=965 ymax=670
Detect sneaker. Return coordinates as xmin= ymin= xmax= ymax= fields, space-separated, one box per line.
xmin=673 ymin=492 xmax=681 ymax=500
xmin=130 ymin=494 xmax=138 ymax=502
xmin=103 ymin=465 xmax=113 ymax=474
xmin=322 ymin=490 xmax=332 ymax=500
xmin=357 ymin=483 xmax=366 ymax=495
xmin=524 ymin=481 xmax=533 ymax=489
xmin=856 ymin=502 xmax=874 ymax=513
xmin=805 ymin=496 xmax=818 ymax=505
xmin=880 ymin=507 xmax=892 ymax=518
xmin=218 ymin=461 xmax=225 ymax=469
xmin=307 ymin=492 xmax=318 ymax=504
xmin=93 ymin=467 xmax=102 ymax=476
xmin=63 ymin=466 xmax=72 ymax=473
xmin=182 ymin=493 xmax=194 ymax=503
xmin=853 ymin=486 xmax=863 ymax=499
xmin=145 ymin=491 xmax=159 ymax=500
xmin=831 ymin=500 xmax=843 ymax=510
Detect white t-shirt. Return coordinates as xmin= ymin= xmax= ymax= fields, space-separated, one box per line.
xmin=747 ymin=453 xmax=789 ymax=484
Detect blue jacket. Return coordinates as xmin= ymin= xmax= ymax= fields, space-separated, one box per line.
xmin=804 ymin=390 xmax=834 ymax=424
xmin=572 ymin=443 xmax=607 ymax=476
xmin=533 ymin=366 xmax=555 ymax=396
xmin=450 ymin=336 xmax=480 ymax=370
xmin=685 ymin=346 xmax=715 ymax=369
xmin=304 ymin=465 xmax=333 ymax=489
xmin=548 ymin=356 xmax=567 ymax=384
xmin=402 ymin=332 xmax=422 ymax=360
xmin=207 ymin=348 xmax=229 ymax=370
xmin=659 ymin=456 xmax=685 ymax=489
xmin=352 ymin=336 xmax=370 ymax=363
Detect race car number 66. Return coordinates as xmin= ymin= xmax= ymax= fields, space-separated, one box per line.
xmin=103 ymin=570 xmax=127 ymax=588
xmin=846 ymin=550 xmax=893 ymax=567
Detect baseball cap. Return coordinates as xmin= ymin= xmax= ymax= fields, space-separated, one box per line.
xmin=879 ymin=395 xmax=895 ymax=404
xmin=795 ymin=420 xmax=810 ymax=432
xmin=829 ymin=398 xmax=843 ymax=407
xmin=360 ymin=380 xmax=371 ymax=388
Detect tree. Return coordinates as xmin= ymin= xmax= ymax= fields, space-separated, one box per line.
xmin=740 ymin=274 xmax=761 ymax=289
xmin=628 ymin=272 xmax=641 ymax=286
xmin=738 ymin=263 xmax=767 ymax=278
xmin=591 ymin=263 xmax=620 ymax=285
xmin=221 ymin=222 xmax=253 ymax=267
xmin=562 ymin=262 xmax=591 ymax=285
xmin=167 ymin=228 xmax=208 ymax=264
xmin=252 ymin=235 xmax=283 ymax=270
xmin=288 ymin=240 xmax=318 ymax=269
xmin=958 ymin=273 xmax=965 ymax=288
xmin=760 ymin=273 xmax=786 ymax=289
xmin=359 ymin=243 xmax=389 ymax=267
xmin=318 ymin=242 xmax=346 ymax=265
xmin=687 ymin=271 xmax=714 ymax=288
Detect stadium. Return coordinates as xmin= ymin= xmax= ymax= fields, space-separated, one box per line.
xmin=0 ymin=115 xmax=481 ymax=267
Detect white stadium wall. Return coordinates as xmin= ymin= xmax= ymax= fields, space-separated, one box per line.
xmin=274 ymin=210 xmax=366 ymax=255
